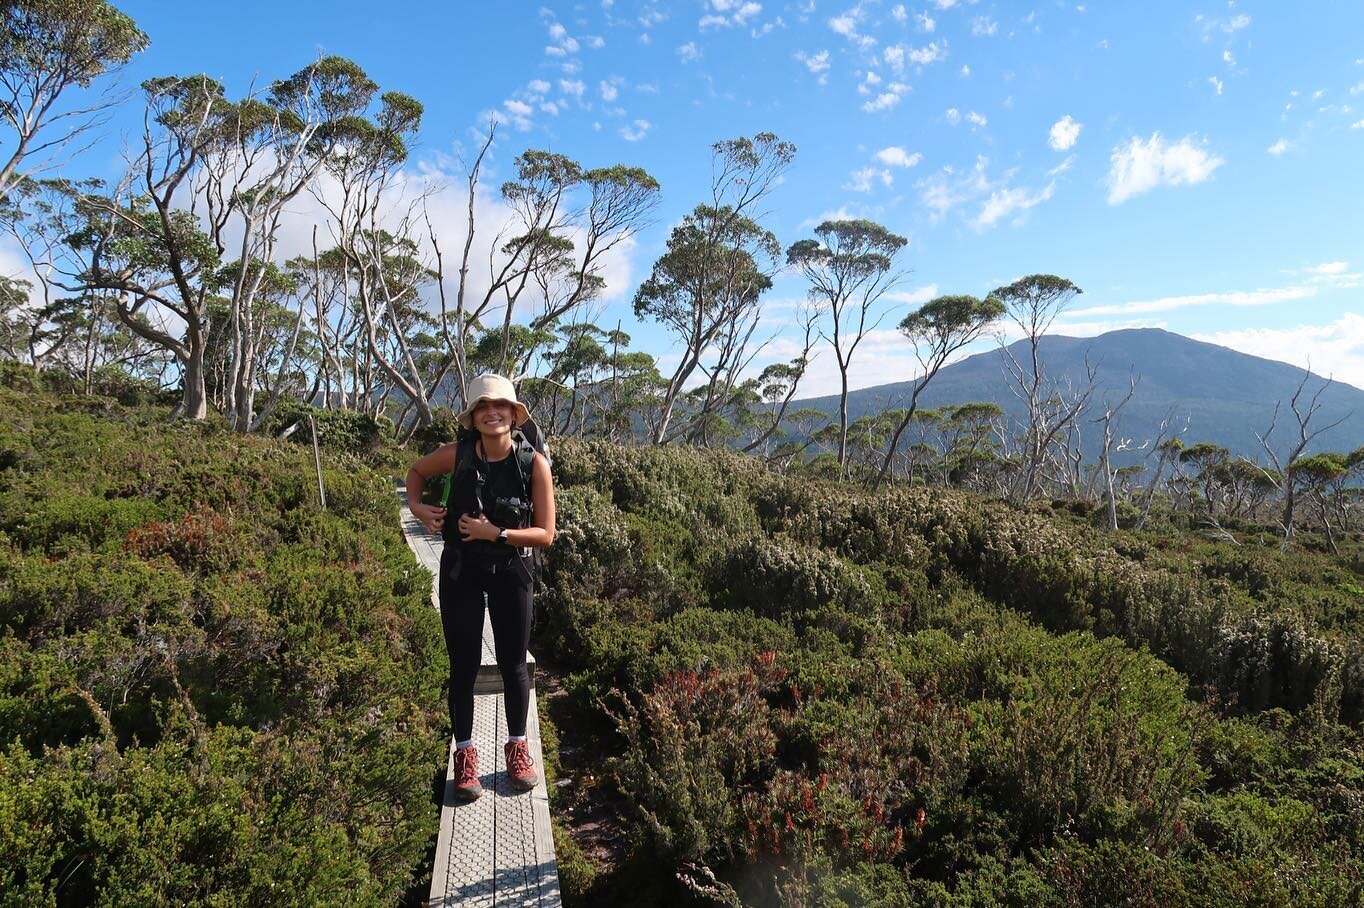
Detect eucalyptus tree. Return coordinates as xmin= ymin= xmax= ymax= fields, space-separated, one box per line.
xmin=0 ymin=176 xmax=110 ymax=373
xmin=1132 ymin=420 xmax=1185 ymax=530
xmin=873 ymin=293 xmax=1004 ymax=490
xmin=1293 ymin=452 xmax=1350 ymax=553
xmin=991 ymin=274 xmax=1087 ymax=503
xmin=1091 ymin=372 xmax=1139 ymax=530
xmin=634 ymin=132 xmax=795 ymax=445
xmin=66 ymin=58 xmax=385 ymax=421
xmin=305 ymin=70 xmax=437 ymax=429
xmin=1178 ymin=442 xmax=1230 ymax=516
xmin=1256 ymin=371 xmax=1349 ymax=546
xmin=786 ymin=218 xmax=907 ymax=474
xmin=941 ymin=402 xmax=1005 ymax=488
xmin=0 ymin=0 xmax=146 ymax=197
xmin=426 ymin=131 xmax=661 ymax=408
xmin=741 ymin=304 xmax=818 ymax=455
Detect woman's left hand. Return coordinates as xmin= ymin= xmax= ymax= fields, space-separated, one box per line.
xmin=457 ymin=512 xmax=498 ymax=542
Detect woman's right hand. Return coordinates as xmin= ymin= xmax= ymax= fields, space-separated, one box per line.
xmin=411 ymin=503 xmax=446 ymax=535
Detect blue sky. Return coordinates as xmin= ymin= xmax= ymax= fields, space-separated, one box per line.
xmin=76 ymin=1 xmax=1364 ymax=394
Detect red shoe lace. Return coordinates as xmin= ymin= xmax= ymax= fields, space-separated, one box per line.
xmin=506 ymin=741 xmax=534 ymax=777
xmin=455 ymin=747 xmax=479 ymax=785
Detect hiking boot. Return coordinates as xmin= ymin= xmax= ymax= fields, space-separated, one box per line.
xmin=504 ymin=740 xmax=538 ymax=791
xmin=451 ymin=745 xmax=483 ymax=801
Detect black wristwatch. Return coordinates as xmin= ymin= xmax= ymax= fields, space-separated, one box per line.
xmin=497 ymin=528 xmax=509 ymax=545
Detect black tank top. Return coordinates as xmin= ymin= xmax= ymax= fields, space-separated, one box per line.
xmin=443 ymin=445 xmax=530 ymax=567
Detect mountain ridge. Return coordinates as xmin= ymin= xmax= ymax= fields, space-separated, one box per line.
xmin=792 ymin=328 xmax=1364 ymax=462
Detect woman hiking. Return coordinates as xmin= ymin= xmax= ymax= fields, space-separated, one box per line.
xmin=407 ymin=374 xmax=556 ymax=800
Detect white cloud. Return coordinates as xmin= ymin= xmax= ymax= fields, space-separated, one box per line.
xmin=499 ymin=98 xmax=534 ymax=130
xmin=620 ymin=119 xmax=651 ymax=141
xmin=1223 ymin=49 xmax=1235 ymax=65
xmin=1352 ymin=119 xmax=1364 ymax=129
xmin=916 ymin=156 xmax=992 ymax=222
xmin=1047 ymin=154 xmax=1077 ymax=176
xmin=700 ymin=0 xmax=763 ymax=28
xmin=945 ymin=108 xmax=986 ymax=127
xmin=974 ymin=181 xmax=1055 ymax=229
xmin=1209 ymin=76 xmax=1224 ymax=95
xmin=1267 ymin=138 xmax=1291 ymax=156
xmin=875 ymin=146 xmax=922 ymax=167
xmin=599 ymin=79 xmax=620 ymax=102
xmin=1048 ymin=115 xmax=1082 ymax=151
xmin=829 ymin=12 xmax=858 ymax=35
xmin=934 ymin=0 xmax=957 ymax=8
xmin=796 ymin=49 xmax=832 ymax=77
xmin=528 ymin=79 xmax=551 ymax=94
xmin=862 ymin=82 xmax=908 ymax=113
xmin=1295 ymin=260 xmax=1362 ymax=287
xmin=890 ymin=4 xmax=907 ymax=22
xmin=916 ymin=11 xmax=936 ymax=32
xmin=1106 ymin=133 xmax=1224 ymax=204
xmin=845 ymin=165 xmax=893 ymax=192
xmin=1071 ymin=286 xmax=1315 ymax=318
xmin=828 ymin=4 xmax=876 ymax=48
xmin=678 ymin=41 xmax=702 ymax=62
xmin=559 ymin=78 xmax=586 ymax=97
xmin=971 ymin=16 xmax=998 ymax=36
xmin=960 ymin=64 xmax=970 ymax=76
xmin=887 ymin=284 xmax=938 ymax=306
xmin=1350 ymin=81 xmax=1364 ymax=95
xmin=1193 ymin=313 xmax=1364 ymax=392
xmin=858 ymin=70 xmax=881 ymax=95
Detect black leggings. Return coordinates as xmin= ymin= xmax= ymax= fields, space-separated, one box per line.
xmin=438 ymin=548 xmax=533 ymax=743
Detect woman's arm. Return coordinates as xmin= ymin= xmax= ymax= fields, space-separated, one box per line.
xmin=406 ymin=443 xmax=458 ymax=534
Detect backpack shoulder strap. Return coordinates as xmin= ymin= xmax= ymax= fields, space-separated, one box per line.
xmin=511 ymin=428 xmax=537 ymax=495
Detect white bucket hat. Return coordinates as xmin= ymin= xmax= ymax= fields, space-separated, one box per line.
xmin=457 ymin=374 xmax=531 ymax=430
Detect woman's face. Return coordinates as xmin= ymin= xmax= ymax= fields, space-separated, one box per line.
xmin=473 ymin=399 xmax=515 ymax=435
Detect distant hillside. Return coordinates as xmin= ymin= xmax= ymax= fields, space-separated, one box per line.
xmin=793 ymin=328 xmax=1364 ymax=463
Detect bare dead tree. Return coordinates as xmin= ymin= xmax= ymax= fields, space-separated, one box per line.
xmin=1255 ymin=370 xmax=1350 ymax=547
xmin=1090 ymin=370 xmax=1139 ymax=530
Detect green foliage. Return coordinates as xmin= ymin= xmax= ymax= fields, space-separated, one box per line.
xmin=0 ymin=386 xmax=444 ymax=904
xmin=540 ymin=437 xmax=1364 ymax=904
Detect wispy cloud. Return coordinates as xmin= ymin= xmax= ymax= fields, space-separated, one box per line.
xmin=620 ymin=119 xmax=651 ymax=141
xmin=678 ymin=41 xmax=702 ymax=62
xmin=845 ymin=165 xmax=894 ymax=192
xmin=862 ymin=81 xmax=909 ymax=113
xmin=828 ymin=3 xmax=877 ymax=49
xmin=971 ymin=16 xmax=998 ymax=36
xmin=1070 ymin=286 xmax=1314 ymax=318
xmin=795 ymin=49 xmax=832 ymax=82
xmin=1106 ymin=133 xmax=1224 ymax=204
xmin=700 ymin=0 xmax=763 ymax=29
xmin=974 ymin=181 xmax=1056 ymax=229
xmin=883 ymin=40 xmax=947 ymax=73
xmin=1193 ymin=312 xmax=1364 ymax=392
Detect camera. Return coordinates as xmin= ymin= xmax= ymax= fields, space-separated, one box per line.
xmin=489 ymin=495 xmax=529 ymax=529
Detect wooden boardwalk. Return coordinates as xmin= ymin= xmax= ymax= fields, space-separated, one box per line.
xmin=397 ymin=487 xmax=561 ymax=907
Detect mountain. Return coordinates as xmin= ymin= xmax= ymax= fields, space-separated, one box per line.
xmin=792 ymin=328 xmax=1364 ymax=463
